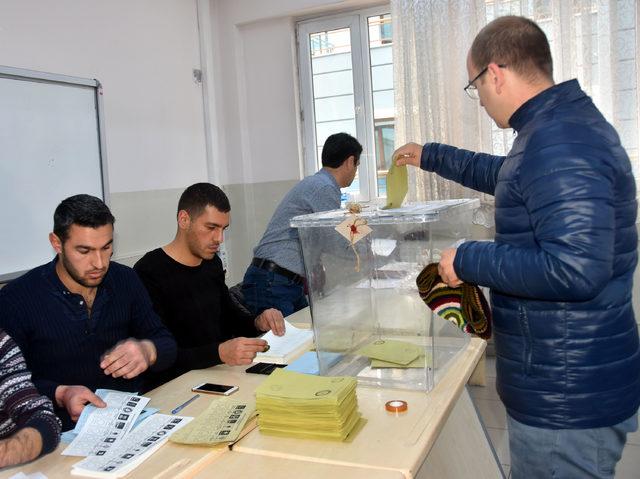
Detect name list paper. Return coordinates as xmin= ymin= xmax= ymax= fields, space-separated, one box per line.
xmin=170 ymin=399 xmax=255 ymax=445
xmin=71 ymin=414 xmax=192 ymax=478
xmin=63 ymin=390 xmax=150 ymax=457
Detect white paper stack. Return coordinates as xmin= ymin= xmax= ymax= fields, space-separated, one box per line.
xmin=255 ymin=320 xmax=314 ymax=364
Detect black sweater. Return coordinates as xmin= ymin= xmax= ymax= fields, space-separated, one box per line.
xmin=134 ymin=249 xmax=259 ymax=389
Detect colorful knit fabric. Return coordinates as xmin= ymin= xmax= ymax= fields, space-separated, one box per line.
xmin=416 ymin=263 xmax=491 ymax=340
xmin=0 ymin=329 xmax=61 ymax=455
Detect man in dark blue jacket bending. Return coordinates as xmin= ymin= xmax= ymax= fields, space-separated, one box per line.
xmin=395 ymin=15 xmax=639 ymax=479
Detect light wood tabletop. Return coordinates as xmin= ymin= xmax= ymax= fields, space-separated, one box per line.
xmin=0 ymin=306 xmax=497 ymax=479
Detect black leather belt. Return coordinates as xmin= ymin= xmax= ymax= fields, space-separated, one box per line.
xmin=252 ymin=257 xmax=305 ymax=285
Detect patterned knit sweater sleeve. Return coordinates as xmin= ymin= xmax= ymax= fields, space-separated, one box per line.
xmin=0 ymin=329 xmax=61 ymax=456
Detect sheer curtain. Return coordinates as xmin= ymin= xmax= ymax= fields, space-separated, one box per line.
xmin=391 ymin=0 xmax=640 ymax=226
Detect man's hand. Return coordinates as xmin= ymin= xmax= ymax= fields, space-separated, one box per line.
xmin=392 ymin=143 xmax=422 ymax=168
xmin=438 ymin=248 xmax=463 ymax=287
xmin=0 ymin=427 xmax=43 ymax=467
xmin=219 ymin=338 xmax=268 ymax=366
xmin=55 ymin=385 xmax=106 ymax=422
xmin=255 ymin=308 xmax=285 ymax=336
xmin=100 ymin=339 xmax=157 ymax=379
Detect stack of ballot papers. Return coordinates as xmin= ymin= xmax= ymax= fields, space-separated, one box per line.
xmin=255 ymin=319 xmax=314 ymax=364
xmin=357 ymin=339 xmax=431 ymax=368
xmin=255 ymin=369 xmax=363 ymax=441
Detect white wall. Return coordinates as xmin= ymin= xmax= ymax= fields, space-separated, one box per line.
xmin=207 ymin=0 xmax=382 ymax=282
xmin=208 ymin=0 xmax=383 ymax=186
xmin=0 ymin=0 xmax=384 ymax=282
xmin=0 ymin=0 xmax=208 ymax=260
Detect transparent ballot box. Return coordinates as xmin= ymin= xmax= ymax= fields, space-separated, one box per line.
xmin=290 ymin=199 xmax=480 ymax=391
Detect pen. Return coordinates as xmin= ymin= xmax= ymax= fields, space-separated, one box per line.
xmin=171 ymin=393 xmax=199 ymax=414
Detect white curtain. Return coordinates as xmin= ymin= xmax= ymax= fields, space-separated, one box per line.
xmin=391 ymin=0 xmax=640 ymax=226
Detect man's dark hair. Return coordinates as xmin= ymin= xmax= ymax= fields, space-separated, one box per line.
xmin=470 ymin=16 xmax=553 ymax=83
xmin=53 ymin=194 xmax=115 ymax=242
xmin=177 ymin=183 xmax=230 ymax=218
xmin=321 ymin=133 xmax=363 ymax=168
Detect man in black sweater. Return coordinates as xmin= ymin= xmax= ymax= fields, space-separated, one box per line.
xmin=134 ymin=183 xmax=284 ymax=389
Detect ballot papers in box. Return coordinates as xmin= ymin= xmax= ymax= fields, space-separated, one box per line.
xmin=255 ymin=368 xmax=364 ymax=441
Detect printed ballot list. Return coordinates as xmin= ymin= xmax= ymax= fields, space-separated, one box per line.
xmin=170 ymin=399 xmax=255 ymax=445
xmin=71 ymin=414 xmax=192 ymax=478
xmin=63 ymin=390 xmax=150 ymax=457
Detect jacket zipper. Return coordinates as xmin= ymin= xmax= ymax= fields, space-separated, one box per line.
xmin=519 ymin=304 xmax=533 ymax=376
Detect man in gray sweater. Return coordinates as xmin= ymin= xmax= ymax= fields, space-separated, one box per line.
xmin=242 ymin=133 xmax=362 ymax=317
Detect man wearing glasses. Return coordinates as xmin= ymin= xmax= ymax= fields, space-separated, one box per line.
xmin=395 ymin=15 xmax=638 ymax=479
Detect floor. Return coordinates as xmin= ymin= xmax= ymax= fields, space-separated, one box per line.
xmin=469 ymin=356 xmax=640 ymax=479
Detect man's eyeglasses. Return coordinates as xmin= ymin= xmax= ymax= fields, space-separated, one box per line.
xmin=464 ymin=64 xmax=507 ymax=100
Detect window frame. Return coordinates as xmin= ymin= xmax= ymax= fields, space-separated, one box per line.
xmin=296 ymin=5 xmax=392 ymax=202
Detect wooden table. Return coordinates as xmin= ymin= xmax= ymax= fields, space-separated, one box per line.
xmin=0 ymin=312 xmax=500 ymax=478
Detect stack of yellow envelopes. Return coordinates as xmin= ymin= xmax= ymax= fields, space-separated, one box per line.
xmin=255 ymin=369 xmax=362 ymax=441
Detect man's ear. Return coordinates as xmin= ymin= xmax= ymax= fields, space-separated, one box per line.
xmin=488 ymin=62 xmax=506 ymax=94
xmin=49 ymin=232 xmax=62 ymax=254
xmin=177 ymin=210 xmax=191 ymax=230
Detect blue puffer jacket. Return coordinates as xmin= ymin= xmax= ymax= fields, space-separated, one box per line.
xmin=421 ymin=79 xmax=640 ymax=429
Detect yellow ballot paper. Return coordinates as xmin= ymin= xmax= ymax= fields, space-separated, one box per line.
xmin=383 ymin=157 xmax=408 ymax=209
xmin=256 ymin=368 xmax=356 ymax=404
xmin=169 ymin=399 xmax=255 ymax=446
xmin=370 ymin=354 xmax=432 ymax=369
xmin=357 ymin=339 xmax=422 ymax=365
xmin=255 ymin=369 xmax=363 ymax=441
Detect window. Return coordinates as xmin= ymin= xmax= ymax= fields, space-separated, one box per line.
xmin=484 ymin=0 xmax=638 ymax=175
xmin=297 ymin=7 xmax=394 ymax=202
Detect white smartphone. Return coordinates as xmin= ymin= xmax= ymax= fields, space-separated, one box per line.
xmin=191 ymin=382 xmax=239 ymax=396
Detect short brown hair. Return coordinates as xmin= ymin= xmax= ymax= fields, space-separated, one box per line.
xmin=177 ymin=183 xmax=230 ymax=218
xmin=470 ymin=16 xmax=553 ymax=83
xmin=54 ymin=194 xmax=115 ymax=243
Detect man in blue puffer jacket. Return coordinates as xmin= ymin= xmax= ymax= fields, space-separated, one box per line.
xmin=395 ymin=16 xmax=639 ymax=479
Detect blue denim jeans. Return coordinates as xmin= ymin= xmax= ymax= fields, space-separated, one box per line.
xmin=508 ymin=412 xmax=638 ymax=479
xmin=241 ymin=264 xmax=308 ymax=317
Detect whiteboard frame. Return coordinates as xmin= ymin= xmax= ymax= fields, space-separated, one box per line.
xmin=0 ymin=65 xmax=109 ymax=282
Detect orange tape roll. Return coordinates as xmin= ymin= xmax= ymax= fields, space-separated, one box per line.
xmin=385 ymin=400 xmax=408 ymax=413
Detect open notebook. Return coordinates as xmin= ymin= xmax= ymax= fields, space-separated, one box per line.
xmin=254 ymin=319 xmax=314 ymax=365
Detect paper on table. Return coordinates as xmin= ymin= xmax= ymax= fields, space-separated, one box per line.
xmin=357 ymin=339 xmax=422 ymax=365
xmin=383 ymin=159 xmax=408 ymax=209
xmin=8 ymin=473 xmax=48 ymax=479
xmin=62 ymin=407 xmax=159 ymax=444
xmin=285 ymin=351 xmax=343 ymax=375
xmin=169 ymin=399 xmax=255 ymax=446
xmin=71 ymin=414 xmax=192 ymax=478
xmin=63 ymin=390 xmax=150 ymax=457
xmin=255 ymin=319 xmax=313 ymax=365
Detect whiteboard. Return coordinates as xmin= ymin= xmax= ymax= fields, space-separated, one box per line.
xmin=0 ymin=66 xmax=108 ymax=281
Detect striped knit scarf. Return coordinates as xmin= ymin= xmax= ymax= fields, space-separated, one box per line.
xmin=416 ymin=263 xmax=492 ymax=340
